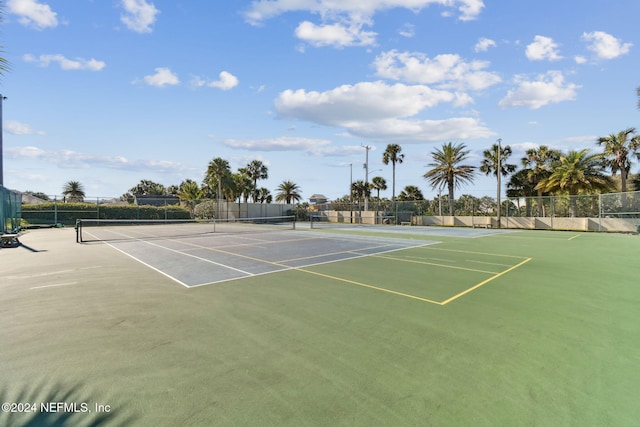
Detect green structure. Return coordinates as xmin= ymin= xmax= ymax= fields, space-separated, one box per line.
xmin=1 ymin=185 xmax=21 ymax=234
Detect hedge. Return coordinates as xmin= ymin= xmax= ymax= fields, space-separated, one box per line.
xmin=21 ymin=202 xmax=191 ymax=225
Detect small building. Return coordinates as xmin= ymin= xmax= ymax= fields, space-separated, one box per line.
xmin=309 ymin=194 xmax=328 ymax=205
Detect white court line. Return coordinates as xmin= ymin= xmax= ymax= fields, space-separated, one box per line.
xmin=7 ymin=266 xmax=102 ymax=280
xmin=466 ymin=259 xmax=513 ymax=267
xmin=86 ymin=227 xmax=440 ymax=289
xmin=30 ymin=282 xmax=78 ymax=290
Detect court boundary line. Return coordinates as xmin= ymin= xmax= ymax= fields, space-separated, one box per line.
xmin=439 ymin=257 xmax=533 ymax=305
xmin=92 ymin=229 xmax=532 ymax=304
xmin=96 ymin=228 xmax=435 ymax=288
xmin=287 ymin=245 xmax=533 ymax=306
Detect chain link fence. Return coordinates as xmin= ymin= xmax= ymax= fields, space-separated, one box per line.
xmin=315 ymin=191 xmax=640 ymax=232
xmin=21 ymin=195 xmax=296 ymax=226
xmin=1 ymin=186 xmax=22 ymax=233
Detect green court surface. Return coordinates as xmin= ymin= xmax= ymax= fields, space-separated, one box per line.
xmin=1 ymin=227 xmax=638 ymax=426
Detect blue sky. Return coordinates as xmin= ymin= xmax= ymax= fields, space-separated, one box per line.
xmin=2 ymin=0 xmax=639 ymax=201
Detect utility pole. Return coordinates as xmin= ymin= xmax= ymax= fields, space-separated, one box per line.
xmin=0 ymin=94 xmax=5 ymax=187
xmin=362 ymin=144 xmax=371 ymax=211
xmin=496 ymin=138 xmax=502 ymax=229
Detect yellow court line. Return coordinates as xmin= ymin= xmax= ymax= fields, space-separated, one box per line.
xmin=419 ymin=246 xmax=529 ymax=259
xmin=372 ymin=254 xmax=499 ymax=275
xmin=439 ymin=257 xmax=533 ymax=305
xmin=568 ymin=234 xmax=581 ymax=241
xmin=297 ymin=268 xmax=443 ymax=305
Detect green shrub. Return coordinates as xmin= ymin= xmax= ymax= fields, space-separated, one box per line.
xmin=21 ymin=202 xmax=191 ymax=225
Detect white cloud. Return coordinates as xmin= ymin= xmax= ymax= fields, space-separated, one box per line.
xmin=499 ymin=71 xmax=580 ymax=110
xmin=525 ymin=35 xmax=562 ymax=61
xmin=120 ymin=0 xmax=159 ymax=33
xmin=295 ymin=21 xmax=377 ymax=48
xmin=5 ymin=146 xmax=186 ymax=172
xmin=192 ymin=71 xmax=239 ymax=90
xmin=347 ymin=117 xmax=494 ymax=142
xmin=5 ymin=120 xmax=46 ymax=135
xmin=275 ymin=81 xmax=463 ymax=126
xmin=245 ymin=0 xmax=484 ymax=24
xmin=224 ymin=137 xmax=333 ymax=155
xmin=574 ymin=55 xmax=587 ymax=64
xmin=274 ymin=81 xmax=491 ymax=142
xmin=23 ymin=53 xmax=106 ymax=71
xmin=7 ymin=0 xmax=58 ymax=29
xmin=474 ymin=37 xmax=496 ymax=52
xmin=373 ymin=50 xmax=501 ymax=91
xmin=582 ymin=31 xmax=632 ymax=60
xmin=139 ymin=67 xmax=180 ymax=87
xmin=398 ymin=23 xmax=415 ymax=38
xmin=245 ymin=0 xmax=484 ymax=48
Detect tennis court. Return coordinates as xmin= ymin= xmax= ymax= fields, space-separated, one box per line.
xmin=78 ymin=219 xmax=436 ymax=288
xmin=1 ymin=223 xmax=638 ymax=426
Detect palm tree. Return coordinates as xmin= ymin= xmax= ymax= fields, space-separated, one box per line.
xmin=480 ymin=142 xmax=517 ymax=225
xmin=596 ymin=128 xmax=640 ymax=193
xmin=233 ymin=170 xmax=253 ymax=203
xmin=129 ymin=179 xmax=166 ymax=195
xmin=371 ymin=176 xmax=387 ymax=200
xmin=507 ymin=169 xmax=536 ymax=216
xmin=521 ymin=145 xmax=561 ymax=216
xmin=256 ymin=187 xmax=272 ymax=203
xmin=398 ymin=185 xmax=424 ymax=201
xmin=177 ymin=179 xmax=202 ymax=200
xmin=275 ymin=180 xmax=302 ymax=204
xmin=62 ymin=181 xmax=86 ymax=203
xmin=351 ymin=180 xmax=371 ymax=210
xmin=382 ymin=144 xmax=404 ymax=201
xmin=205 ymin=157 xmax=231 ymax=201
xmin=423 ymin=142 xmax=476 ymax=215
xmin=177 ymin=179 xmax=203 ymax=218
xmin=245 ymin=160 xmax=269 ymax=202
xmin=537 ymin=149 xmax=615 ymax=217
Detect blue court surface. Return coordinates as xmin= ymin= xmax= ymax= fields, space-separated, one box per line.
xmin=97 ymin=228 xmax=435 ymax=288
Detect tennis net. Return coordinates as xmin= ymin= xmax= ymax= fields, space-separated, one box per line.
xmin=76 ymin=215 xmax=296 ymax=243
xmin=309 ymin=213 xmax=396 ymax=229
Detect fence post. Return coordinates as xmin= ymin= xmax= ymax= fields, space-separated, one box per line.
xmin=598 ymin=194 xmax=602 ymax=232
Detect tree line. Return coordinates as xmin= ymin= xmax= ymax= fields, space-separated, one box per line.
xmin=38 ymin=128 xmax=640 ymax=217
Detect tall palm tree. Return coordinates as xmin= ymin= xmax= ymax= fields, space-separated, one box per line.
xmin=205 ymin=157 xmax=231 ymax=202
xmin=233 ymin=170 xmax=253 ymax=203
xmin=596 ymin=128 xmax=640 ymax=193
xmin=382 ymin=144 xmax=404 ymax=201
xmin=62 ymin=181 xmax=86 ymax=203
xmin=245 ymin=160 xmax=269 ymax=202
xmin=537 ymin=149 xmax=614 ymax=217
xmin=521 ymin=145 xmax=561 ymax=216
xmin=423 ymin=142 xmax=476 ymax=215
xmin=371 ymin=176 xmax=387 ymax=200
xmin=480 ymin=142 xmax=517 ymax=224
xmin=275 ymin=180 xmax=302 ymax=204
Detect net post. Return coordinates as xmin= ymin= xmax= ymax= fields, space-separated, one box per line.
xmin=75 ymin=219 xmax=82 ymax=243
